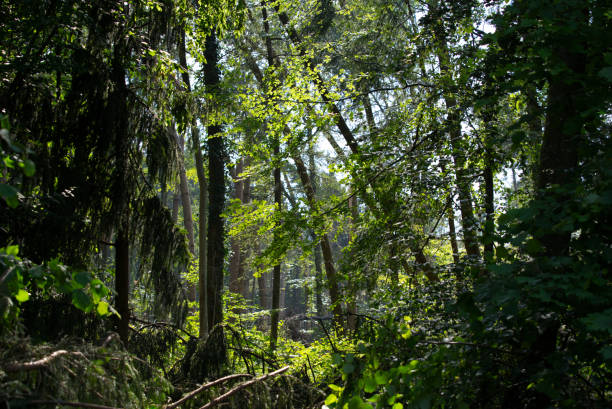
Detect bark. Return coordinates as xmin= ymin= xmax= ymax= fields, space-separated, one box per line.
xmin=262 ymin=1 xmax=283 ymax=350
xmin=172 ymin=125 xmax=197 ymax=301
xmin=257 ymin=269 xmax=270 ymax=309
xmin=195 ymin=128 xmax=209 ymax=336
xmin=447 ymin=194 xmax=460 ymax=265
xmin=436 ymin=38 xmax=481 ymax=259
xmin=229 ymin=159 xmax=245 ymax=296
xmin=115 ymin=228 xmax=130 ymax=343
xmin=346 ymin=195 xmax=358 ymax=331
xmin=483 ymin=147 xmax=495 ymax=258
xmin=308 ymin=156 xmax=323 ymax=317
xmin=204 ymin=29 xmax=225 ymax=330
xmin=172 ymin=189 xmax=180 ymax=222
xmin=536 ymin=75 xmax=581 ymax=256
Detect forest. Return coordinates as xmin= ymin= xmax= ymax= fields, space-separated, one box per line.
xmin=1 ymin=0 xmax=611 ymax=408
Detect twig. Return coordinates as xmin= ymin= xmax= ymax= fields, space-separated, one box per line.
xmin=4 ymin=350 xmax=85 ymax=372
xmin=306 ymin=354 xmax=316 ymax=383
xmin=164 ymin=373 xmax=251 ymax=409
xmin=417 ymin=340 xmax=521 ymax=355
xmin=131 ymin=317 xmax=195 ymax=339
xmin=198 ymin=366 xmax=290 ymax=409
xmin=0 ymin=265 xmax=15 ymax=286
xmin=25 ymin=399 xmax=122 ymax=409
xmin=314 ymin=317 xmax=338 ymax=354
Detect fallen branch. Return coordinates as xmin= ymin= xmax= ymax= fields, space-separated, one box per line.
xmin=25 ymin=399 xmax=122 ymax=409
xmin=4 ymin=350 xmax=85 ymax=372
xmin=198 ymin=366 xmax=290 ymax=409
xmin=164 ymin=373 xmax=251 ymax=409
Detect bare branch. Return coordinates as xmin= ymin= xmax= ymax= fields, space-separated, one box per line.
xmin=4 ymin=350 xmax=85 ymax=372
xmin=25 ymin=400 xmax=122 ymax=409
xmin=198 ymin=366 xmax=290 ymax=409
xmin=164 ymin=373 xmax=251 ymax=409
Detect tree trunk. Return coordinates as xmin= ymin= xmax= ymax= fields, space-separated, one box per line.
xmin=204 ymin=29 xmax=225 ymax=330
xmin=262 ymin=1 xmax=283 ymax=350
xmin=308 ymin=155 xmax=324 ymax=317
xmin=115 ymin=228 xmax=130 ymax=344
xmin=172 ymin=125 xmax=197 ymax=301
xmin=436 ymin=38 xmax=481 ymax=259
xmin=229 ymin=159 xmax=245 ymax=296
xmin=483 ymin=147 xmax=495 ymax=259
xmin=447 ymin=194 xmax=460 ymax=265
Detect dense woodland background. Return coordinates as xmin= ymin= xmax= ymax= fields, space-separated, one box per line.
xmin=1 ymin=0 xmax=611 ymax=408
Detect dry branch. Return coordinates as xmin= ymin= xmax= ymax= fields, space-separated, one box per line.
xmin=4 ymin=350 xmax=85 ymax=372
xmin=164 ymin=373 xmax=251 ymax=409
xmin=26 ymin=399 xmax=122 ymax=409
xmin=198 ymin=366 xmax=290 ymax=409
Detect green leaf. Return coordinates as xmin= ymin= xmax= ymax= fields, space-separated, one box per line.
xmin=342 ymin=362 xmax=355 ymax=374
xmin=392 ymin=403 xmax=404 ymax=409
xmin=374 ymin=370 xmax=388 ymax=385
xmin=96 ymin=301 xmax=109 ymax=316
xmin=0 ymin=184 xmax=19 ymax=208
xmin=598 ymin=67 xmax=612 ymax=82
xmin=15 ymin=289 xmax=29 ymax=302
xmin=328 ymin=384 xmax=343 ymax=393
xmin=325 ymin=394 xmax=338 ymax=406
xmin=348 ymin=396 xmax=371 ymax=409
xmin=73 ymin=271 xmax=92 ymax=288
xmin=23 ymin=159 xmax=35 ymax=177
xmin=363 ymin=376 xmax=377 ymax=393
xmin=3 ymin=245 xmax=19 ymax=257
xmin=72 ymin=289 xmax=93 ymax=312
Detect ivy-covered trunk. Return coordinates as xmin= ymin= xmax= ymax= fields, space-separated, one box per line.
xmin=204 ymin=29 xmax=225 ymax=330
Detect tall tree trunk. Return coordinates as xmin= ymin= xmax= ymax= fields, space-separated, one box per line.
xmin=204 ymin=29 xmax=225 ymax=330
xmin=447 ymin=194 xmax=460 ymax=265
xmin=483 ymin=147 xmax=495 ymax=259
xmin=262 ymin=1 xmax=283 ymax=350
xmin=172 ymin=188 xmax=180 ymax=222
xmin=258 ymin=269 xmax=270 ymax=309
xmin=115 ymin=228 xmax=130 ymax=344
xmin=313 ymin=237 xmax=324 ymax=316
xmin=172 ymin=125 xmax=197 ymax=300
xmin=436 ymin=38 xmax=481 ymax=259
xmin=229 ymin=159 xmax=245 ymax=295
xmin=308 ymin=155 xmax=324 ymax=317
xmin=346 ymin=195 xmax=358 ymax=331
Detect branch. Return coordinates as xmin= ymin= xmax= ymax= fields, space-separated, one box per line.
xmin=25 ymin=400 xmax=121 ymax=409
xmin=164 ymin=373 xmax=251 ymax=409
xmin=4 ymin=350 xmax=85 ymax=372
xmin=198 ymin=366 xmax=290 ymax=409
xmin=417 ymin=340 xmax=521 ymax=355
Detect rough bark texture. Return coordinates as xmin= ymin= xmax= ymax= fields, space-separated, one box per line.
xmin=204 ymin=30 xmax=225 ymax=330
